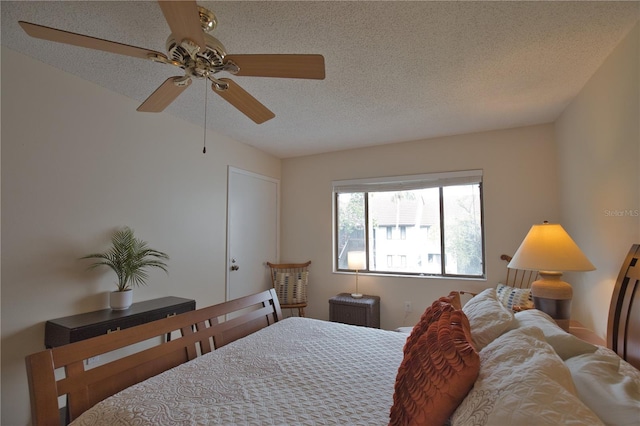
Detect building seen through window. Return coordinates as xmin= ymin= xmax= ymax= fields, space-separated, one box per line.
xmin=334 ymin=170 xmax=484 ymax=278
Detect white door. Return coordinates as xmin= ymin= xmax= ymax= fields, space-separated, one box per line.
xmin=226 ymin=167 xmax=279 ymax=301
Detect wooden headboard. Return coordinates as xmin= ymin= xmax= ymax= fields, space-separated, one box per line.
xmin=607 ymin=244 xmax=640 ymax=370
xmin=26 ymin=289 xmax=282 ymax=425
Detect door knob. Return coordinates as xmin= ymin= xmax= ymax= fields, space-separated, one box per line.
xmin=230 ymin=258 xmax=239 ymax=271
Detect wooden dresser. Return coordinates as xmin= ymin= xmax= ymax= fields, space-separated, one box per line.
xmin=45 ymin=296 xmax=195 ymax=348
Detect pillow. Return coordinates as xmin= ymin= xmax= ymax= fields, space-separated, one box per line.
xmin=495 ymin=283 xmax=533 ymax=310
xmin=511 ymin=309 xmax=597 ymax=360
xmin=565 ymin=350 xmax=640 ymax=426
xmin=390 ymin=308 xmax=480 ymax=426
xmin=448 ymin=291 xmax=462 ymax=310
xmin=452 ymin=327 xmax=605 ymax=426
xmin=462 ymin=288 xmax=515 ymax=351
xmin=274 ymin=271 xmax=308 ymax=304
xmin=403 ymin=292 xmax=461 ymax=354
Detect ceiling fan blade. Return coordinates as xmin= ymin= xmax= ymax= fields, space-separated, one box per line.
xmin=18 ymin=21 xmax=168 ymax=62
xmin=225 ymin=54 xmax=325 ymax=79
xmin=212 ymin=79 xmax=275 ymax=124
xmin=157 ymin=1 xmax=205 ymax=50
xmin=137 ymin=77 xmax=191 ymax=112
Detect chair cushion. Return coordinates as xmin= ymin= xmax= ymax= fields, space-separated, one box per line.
xmin=274 ymin=271 xmax=308 ymax=304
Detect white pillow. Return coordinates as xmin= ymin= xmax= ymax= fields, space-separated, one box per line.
xmin=462 ymin=288 xmax=515 ymax=351
xmin=565 ymin=350 xmax=640 ymax=426
xmin=452 ymin=326 xmax=604 ymax=426
xmin=495 ymin=283 xmax=533 ymax=310
xmin=512 ymin=309 xmax=597 ymax=360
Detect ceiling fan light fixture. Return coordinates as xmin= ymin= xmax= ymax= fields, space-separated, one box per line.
xmin=211 ymin=79 xmax=229 ymax=92
xmin=173 ymin=76 xmax=192 ymax=87
xmin=222 ymin=60 xmax=240 ymax=75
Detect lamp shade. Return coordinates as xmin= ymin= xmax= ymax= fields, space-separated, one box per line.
xmin=508 ymin=222 xmax=595 ymax=272
xmin=348 ymin=251 xmax=366 ymax=270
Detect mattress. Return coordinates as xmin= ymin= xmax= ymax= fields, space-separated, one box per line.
xmin=71 ymin=317 xmax=407 ymax=425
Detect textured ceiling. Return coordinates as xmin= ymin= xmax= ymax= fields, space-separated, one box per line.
xmin=1 ymin=1 xmax=639 ymax=158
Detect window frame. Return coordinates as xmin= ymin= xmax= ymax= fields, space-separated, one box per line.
xmin=333 ymin=170 xmax=485 ymax=279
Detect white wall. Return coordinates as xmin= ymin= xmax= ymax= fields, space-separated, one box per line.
xmin=280 ymin=124 xmax=560 ymax=329
xmin=0 ymin=48 xmax=280 ymax=426
xmin=4 ymin=18 xmax=638 ymax=426
xmin=555 ymin=23 xmax=640 ymax=338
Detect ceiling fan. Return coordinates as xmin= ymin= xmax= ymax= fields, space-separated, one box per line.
xmin=18 ymin=1 xmax=325 ymax=124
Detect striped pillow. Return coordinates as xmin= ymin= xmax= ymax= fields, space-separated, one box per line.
xmin=275 ymin=271 xmax=308 ymax=304
xmin=496 ymin=283 xmax=533 ymax=310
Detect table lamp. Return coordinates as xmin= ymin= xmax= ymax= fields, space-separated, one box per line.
xmin=348 ymin=251 xmax=366 ymax=299
xmin=508 ymin=221 xmax=595 ymax=331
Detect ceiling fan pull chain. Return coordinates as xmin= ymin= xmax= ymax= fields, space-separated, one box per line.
xmin=203 ymin=79 xmax=208 ymax=154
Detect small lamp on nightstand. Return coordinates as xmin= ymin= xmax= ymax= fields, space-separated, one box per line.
xmin=348 ymin=251 xmax=366 ymax=299
xmin=508 ymin=221 xmax=595 ymax=331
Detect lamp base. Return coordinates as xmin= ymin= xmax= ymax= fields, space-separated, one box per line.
xmin=531 ymin=271 xmax=572 ymax=331
xmin=351 ymin=293 xmax=363 ymax=299
xmin=533 ymin=296 xmax=571 ymax=331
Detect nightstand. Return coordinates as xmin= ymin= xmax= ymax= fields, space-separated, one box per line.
xmin=329 ymin=293 xmax=380 ymax=328
xmin=568 ymin=320 xmax=606 ymax=346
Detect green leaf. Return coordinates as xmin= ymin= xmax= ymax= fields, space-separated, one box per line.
xmin=80 ymin=226 xmax=169 ymax=291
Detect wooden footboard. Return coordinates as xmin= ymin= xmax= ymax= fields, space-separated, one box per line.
xmin=26 ymin=289 xmax=282 ymax=426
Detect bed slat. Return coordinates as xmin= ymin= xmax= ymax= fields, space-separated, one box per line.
xmin=26 ymin=289 xmax=282 ymax=426
xmin=25 ymin=351 xmax=59 ymax=426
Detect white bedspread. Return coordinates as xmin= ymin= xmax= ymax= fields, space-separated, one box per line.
xmin=71 ymin=317 xmax=407 ymax=425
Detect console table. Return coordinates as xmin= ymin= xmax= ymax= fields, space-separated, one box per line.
xmin=329 ymin=293 xmax=380 ymax=328
xmin=45 ymin=296 xmax=196 ymax=348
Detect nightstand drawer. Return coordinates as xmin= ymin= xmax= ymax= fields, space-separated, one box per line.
xmin=45 ymin=296 xmax=195 ymax=348
xmin=329 ymin=293 xmax=380 ymax=328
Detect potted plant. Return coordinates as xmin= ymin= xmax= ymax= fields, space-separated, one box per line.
xmin=81 ymin=226 xmax=169 ymax=310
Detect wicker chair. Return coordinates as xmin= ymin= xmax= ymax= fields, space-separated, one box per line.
xmin=266 ymin=261 xmax=311 ymax=317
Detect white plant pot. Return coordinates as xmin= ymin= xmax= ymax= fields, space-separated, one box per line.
xmin=110 ymin=289 xmax=133 ymax=310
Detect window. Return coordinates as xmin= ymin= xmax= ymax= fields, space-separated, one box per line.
xmin=334 ymin=170 xmax=484 ymax=278
xmin=386 ymin=225 xmax=407 ymax=240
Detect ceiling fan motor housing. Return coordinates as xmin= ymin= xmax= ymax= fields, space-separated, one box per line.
xmin=166 ymin=33 xmax=227 ymax=78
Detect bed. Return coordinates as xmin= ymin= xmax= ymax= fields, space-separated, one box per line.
xmin=26 ymin=246 xmax=640 ymax=425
